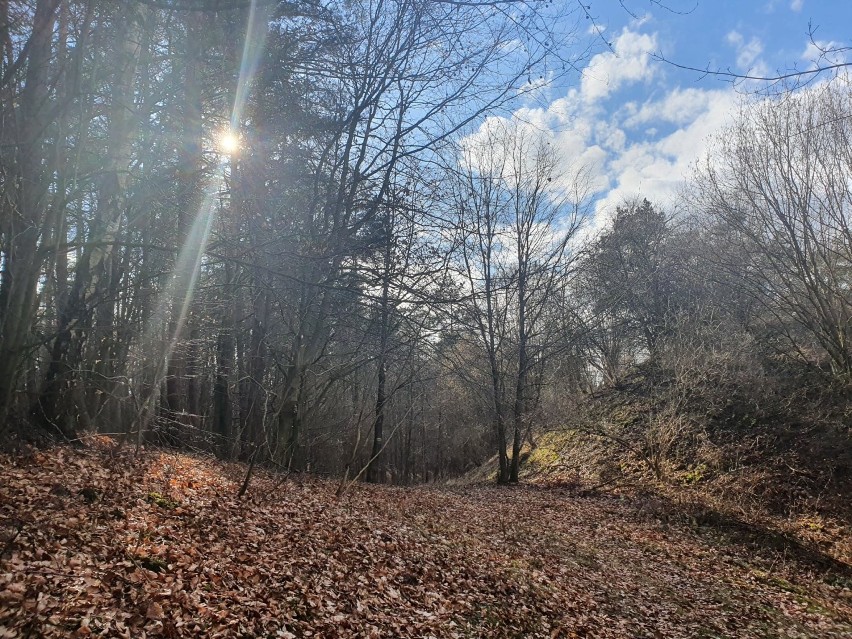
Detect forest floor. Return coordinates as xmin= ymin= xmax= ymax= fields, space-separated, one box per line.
xmin=1 ymin=441 xmax=851 ymax=638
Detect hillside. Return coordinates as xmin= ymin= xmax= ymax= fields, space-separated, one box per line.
xmin=1 ymin=442 xmax=851 ymax=638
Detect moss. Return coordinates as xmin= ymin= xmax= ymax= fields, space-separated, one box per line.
xmin=146 ymin=491 xmax=179 ymax=509
xmin=796 ymin=515 xmax=825 ymax=531
xmin=764 ymin=574 xmax=808 ymax=596
xmin=527 ymin=446 xmax=559 ymax=468
xmin=681 ymin=463 xmax=708 ymax=485
xmin=797 ymin=596 xmax=835 ymax=617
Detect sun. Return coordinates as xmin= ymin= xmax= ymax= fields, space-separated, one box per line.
xmin=218 ymin=129 xmax=240 ymax=155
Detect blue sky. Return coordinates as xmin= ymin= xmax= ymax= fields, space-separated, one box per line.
xmin=473 ymin=0 xmax=852 ymax=221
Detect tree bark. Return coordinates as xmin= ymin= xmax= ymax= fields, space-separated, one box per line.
xmin=0 ymin=0 xmax=60 ymax=430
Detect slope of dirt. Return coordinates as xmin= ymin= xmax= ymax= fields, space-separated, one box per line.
xmin=498 ymin=424 xmax=852 ymax=567
xmin=1 ymin=442 xmax=851 ymax=638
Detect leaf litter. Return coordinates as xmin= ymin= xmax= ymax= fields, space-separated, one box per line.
xmin=1 ymin=442 xmax=850 ymax=638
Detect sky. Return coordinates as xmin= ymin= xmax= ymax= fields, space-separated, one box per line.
xmin=474 ymin=0 xmax=852 ymax=224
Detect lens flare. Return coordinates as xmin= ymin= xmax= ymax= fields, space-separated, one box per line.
xmin=219 ymin=130 xmax=240 ymax=155
xmin=134 ymin=0 xmax=270 ymax=436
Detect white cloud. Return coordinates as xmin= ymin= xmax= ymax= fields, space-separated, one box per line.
xmin=656 ymin=91 xmax=737 ymax=161
xmin=726 ymin=31 xmax=765 ymax=71
xmin=580 ymin=29 xmax=658 ymax=103
xmin=629 ymin=13 xmax=653 ymax=29
xmin=790 ymin=0 xmax=803 ymax=11
xmin=623 ymin=87 xmax=723 ymax=127
xmin=587 ymin=22 xmax=607 ymax=37
xmin=617 ymin=93 xmax=733 ymax=205
xmin=461 ymin=26 xmax=742 ymax=233
xmin=517 ymin=84 xmax=735 ymax=221
xmin=801 ymin=39 xmax=847 ymax=67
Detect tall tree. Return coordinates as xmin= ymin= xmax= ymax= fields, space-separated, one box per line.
xmin=576 ymin=199 xmax=678 ymax=382
xmin=694 ymin=79 xmax=852 ymax=379
xmin=450 ymin=120 xmax=585 ymax=483
xmin=0 ymin=0 xmax=67 ymax=429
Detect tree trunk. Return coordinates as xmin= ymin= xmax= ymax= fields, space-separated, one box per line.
xmin=0 ymin=0 xmax=60 ymax=429
xmin=162 ymin=8 xmax=205 ymax=438
xmin=35 ymin=3 xmax=148 ymax=433
xmin=367 ymin=222 xmax=393 ymax=483
xmin=509 ymin=264 xmax=528 ymax=484
xmin=213 ymin=263 xmax=236 ymax=457
xmin=367 ymin=355 xmax=387 ymax=483
xmin=213 ymin=330 xmax=233 ymax=457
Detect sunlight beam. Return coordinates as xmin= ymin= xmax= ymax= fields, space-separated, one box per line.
xmin=134 ymin=0 xmax=270 ymax=435
xmin=231 ymin=0 xmax=271 ymax=130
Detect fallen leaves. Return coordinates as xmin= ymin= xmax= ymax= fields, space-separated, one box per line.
xmin=0 ymin=443 xmax=850 ymax=638
xmin=146 ymin=602 xmax=165 ymax=621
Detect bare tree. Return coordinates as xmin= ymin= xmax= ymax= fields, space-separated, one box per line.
xmin=450 ymin=120 xmax=585 ymax=483
xmin=693 ymin=78 xmax=852 ymax=379
xmin=0 ymin=0 xmax=68 ymax=429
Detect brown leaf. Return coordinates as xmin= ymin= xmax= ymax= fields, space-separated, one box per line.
xmin=146 ymin=601 xmax=165 ymax=621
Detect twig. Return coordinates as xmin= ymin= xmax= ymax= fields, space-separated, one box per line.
xmin=256 ymin=468 xmax=293 ymax=503
xmin=1 ymin=520 xmax=24 ymax=560
xmin=237 ymin=445 xmax=259 ymax=499
xmin=335 ymin=398 xmax=419 ymax=498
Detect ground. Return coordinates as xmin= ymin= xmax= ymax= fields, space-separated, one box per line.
xmin=1 ymin=441 xmax=851 ymax=638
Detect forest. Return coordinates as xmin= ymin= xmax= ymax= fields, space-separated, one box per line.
xmin=1 ymin=0 xmax=851 ymax=637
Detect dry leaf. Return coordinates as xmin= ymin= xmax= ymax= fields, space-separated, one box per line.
xmin=146 ymin=602 xmax=165 ymax=621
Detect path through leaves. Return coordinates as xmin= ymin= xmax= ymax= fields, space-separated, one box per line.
xmin=1 ymin=444 xmax=850 ymax=637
